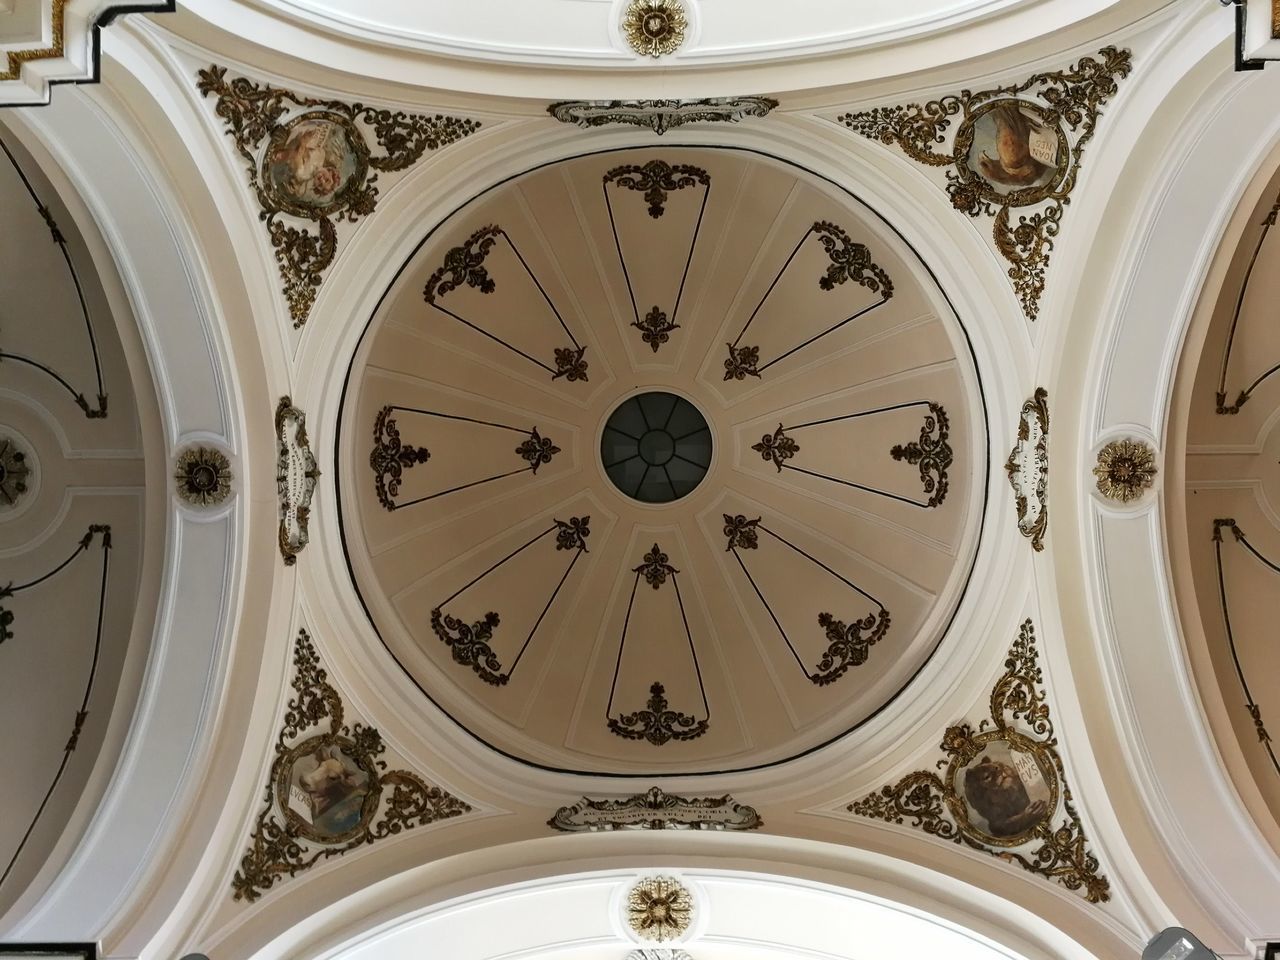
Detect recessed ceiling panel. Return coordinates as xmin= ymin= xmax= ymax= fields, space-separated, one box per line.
xmin=339 ymin=147 xmax=987 ymax=774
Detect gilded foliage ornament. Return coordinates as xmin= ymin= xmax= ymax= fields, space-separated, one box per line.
xmin=1092 ymin=438 xmax=1156 ymax=503
xmin=232 ymin=630 xmax=472 ymax=902
xmin=276 ymin=396 xmax=320 ymax=565
xmin=196 ymin=65 xmax=479 ymax=327
xmin=370 ymin=406 xmax=431 ymax=511
xmin=609 ymin=681 xmax=709 ymax=745
xmin=622 ymin=0 xmax=688 ymax=58
xmin=891 ymin=402 xmax=953 ymax=507
xmin=849 ymin=619 xmax=1110 ymax=903
xmin=837 ymin=47 xmax=1131 ymax=319
xmin=174 ymin=446 xmax=233 ymax=507
xmin=1006 ymin=388 xmax=1049 ymax=551
xmin=627 ymin=876 xmax=693 ymax=941
xmin=548 ymin=786 xmax=762 ymax=832
xmin=605 ymin=160 xmax=709 ymax=218
xmin=547 ymin=98 xmax=778 ymax=136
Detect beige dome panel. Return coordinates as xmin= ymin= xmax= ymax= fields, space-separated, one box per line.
xmin=339 ymin=146 xmax=987 ymax=774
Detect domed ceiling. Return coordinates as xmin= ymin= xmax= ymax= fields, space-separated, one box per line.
xmin=338 ymin=147 xmax=987 ymax=775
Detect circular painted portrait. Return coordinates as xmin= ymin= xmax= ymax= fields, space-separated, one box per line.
xmin=261 ymin=112 xmax=369 ymax=219
xmin=277 ymin=735 xmax=379 ymax=843
xmin=951 ymin=735 xmax=1058 ymax=846
xmin=955 ymin=99 xmax=1069 ymax=207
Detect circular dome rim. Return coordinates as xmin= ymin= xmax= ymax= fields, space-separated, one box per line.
xmin=333 ymin=142 xmax=992 ymax=778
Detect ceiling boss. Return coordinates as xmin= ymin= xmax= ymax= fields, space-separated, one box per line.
xmin=623 ymin=0 xmax=689 ymax=58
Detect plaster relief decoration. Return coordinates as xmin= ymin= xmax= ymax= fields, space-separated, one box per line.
xmin=1211 ymin=520 xmax=1279 ymax=779
xmin=547 ymin=98 xmax=779 ymax=136
xmin=424 ymin=225 xmax=590 ymax=381
xmin=0 ymin=434 xmax=31 ymax=508
xmin=622 ymin=0 xmax=687 ymax=58
xmin=232 ymin=629 xmax=472 ymax=902
xmin=0 ymin=137 xmax=106 ymax=418
xmin=606 ymin=543 xmax=710 ymax=744
xmin=195 ymin=66 xmax=480 ymax=327
xmin=1006 ymin=388 xmax=1048 ymax=551
xmin=724 ymin=513 xmax=891 ymax=685
xmin=626 ymin=951 xmax=695 ymax=960
xmin=837 ymin=47 xmax=1131 ymax=320
xmin=627 ymin=876 xmax=692 ymax=942
xmin=1092 ymin=438 xmax=1156 ymax=504
xmin=0 ymin=0 xmax=173 ymax=106
xmin=548 ymin=786 xmax=763 ymax=832
xmin=850 ymin=619 xmax=1110 ymax=903
xmin=1215 ymin=191 xmax=1280 ymax=414
xmin=1 ymin=526 xmax=111 ymax=888
xmin=174 ymin=446 xmax=233 ymax=507
xmin=276 ymin=396 xmax=319 ymax=565
xmin=603 ymin=160 xmax=710 ymax=355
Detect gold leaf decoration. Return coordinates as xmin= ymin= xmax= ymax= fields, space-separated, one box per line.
xmin=837 ymin=47 xmax=1131 ymax=319
xmin=196 ymin=65 xmax=480 ymax=327
xmin=627 ymin=875 xmax=693 ymax=941
xmin=1092 ymin=438 xmax=1156 ymax=503
xmin=849 ymin=619 xmax=1110 ymax=903
xmin=231 ymin=630 xmax=472 ymax=902
xmin=622 ymin=0 xmax=688 ymax=58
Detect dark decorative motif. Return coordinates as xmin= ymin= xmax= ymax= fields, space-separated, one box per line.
xmin=813 ymin=610 xmax=893 ymax=686
xmin=724 ymin=223 xmax=894 ymax=380
xmin=850 ymin=619 xmax=1110 ymax=903
xmin=1006 ymin=388 xmax=1049 ymax=551
xmin=553 ymin=346 xmax=590 ymax=382
xmin=423 ymin=224 xmax=501 ymax=302
xmin=515 ymin=427 xmax=561 ymax=474
xmin=723 ymin=344 xmax=761 ymax=381
xmin=722 ymin=513 xmax=760 ymax=551
xmin=622 ymin=0 xmax=688 ymax=58
xmin=724 ymin=514 xmax=891 ymax=684
xmin=1216 ymin=194 xmax=1280 ymax=414
xmin=1092 ymin=438 xmax=1156 ymax=503
xmin=430 ymin=610 xmax=504 ymax=685
xmin=0 ymin=435 xmax=32 ymax=507
xmin=604 ymin=160 xmax=710 ymax=218
xmin=430 ymin=517 xmax=591 ymax=685
xmin=752 ymin=424 xmax=798 ymax=471
xmin=890 ymin=402 xmax=953 ymax=507
xmin=0 ymin=525 xmax=111 ymax=891
xmin=813 ymin=221 xmax=895 ymax=296
xmin=1212 ymin=519 xmax=1280 ymax=778
xmin=548 ymin=786 xmax=763 ymax=832
xmin=635 ymin=543 xmax=678 ymax=589
xmin=368 ymin=405 xmax=562 ymax=511
xmin=0 ymin=137 xmax=106 ymax=417
xmin=555 ymin=515 xmax=591 ymax=552
xmin=174 ymin=446 xmax=233 ymax=507
xmin=423 ymin=225 xmax=589 ymax=382
xmin=232 ymin=630 xmax=472 ymax=902
xmin=838 ymin=47 xmax=1131 ymax=319
xmin=547 ymin=97 xmax=779 ymax=136
xmin=634 ymin=307 xmax=680 ymax=352
xmin=196 ymin=65 xmax=479 ymax=326
xmin=276 ymin=396 xmax=320 ymax=564
xmin=609 ymin=681 xmax=710 ymax=745
xmin=370 ymin=406 xmax=431 ymax=510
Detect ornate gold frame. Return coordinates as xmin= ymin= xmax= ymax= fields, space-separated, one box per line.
xmin=837 ymin=47 xmax=1131 ymax=319
xmin=850 ymin=620 xmax=1110 ymax=903
xmin=232 ymin=630 xmax=472 ymax=902
xmin=196 ymin=65 xmax=479 ymax=326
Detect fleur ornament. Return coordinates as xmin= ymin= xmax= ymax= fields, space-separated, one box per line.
xmin=752 ymin=424 xmax=798 ymax=471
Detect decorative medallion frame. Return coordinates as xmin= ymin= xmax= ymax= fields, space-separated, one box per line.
xmin=1092 ymin=438 xmax=1156 ymax=504
xmin=547 ymin=98 xmax=779 ymax=136
xmin=627 ymin=876 xmax=693 ymax=942
xmin=174 ymin=446 xmax=233 ymax=507
xmin=232 ymin=630 xmax=472 ymax=902
xmin=196 ymin=65 xmax=480 ymax=326
xmin=276 ymin=396 xmax=320 ymax=565
xmin=1006 ymin=388 xmax=1049 ymax=551
xmin=622 ymin=0 xmax=688 ymax=58
xmin=849 ymin=619 xmax=1110 ymax=903
xmin=837 ymin=47 xmax=1131 ymax=319
xmin=548 ymin=786 xmax=762 ymax=831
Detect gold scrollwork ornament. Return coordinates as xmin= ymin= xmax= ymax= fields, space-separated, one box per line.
xmin=838 ymin=47 xmax=1131 ymax=319
xmin=232 ymin=630 xmax=472 ymax=902
xmin=623 ymin=0 xmax=688 ymax=58
xmin=850 ymin=619 xmax=1110 ymax=903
